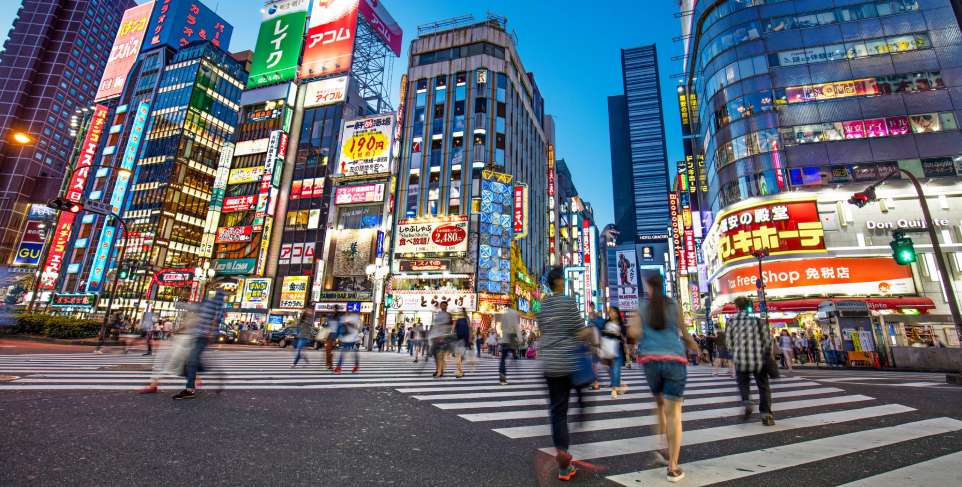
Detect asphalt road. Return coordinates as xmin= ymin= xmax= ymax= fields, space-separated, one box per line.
xmin=1 ymin=346 xmax=961 ymax=486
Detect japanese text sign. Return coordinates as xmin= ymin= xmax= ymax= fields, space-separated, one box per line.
xmin=395 ymin=217 xmax=469 ymax=255
xmin=299 ymin=0 xmax=359 ymax=79
xmin=96 ymin=1 xmax=154 ymax=101
xmin=337 ymin=114 xmax=394 ymax=176
xmin=717 ymin=257 xmax=914 ymax=298
xmin=303 ymin=75 xmax=349 ymax=107
xmin=335 ymin=183 xmax=384 ymax=205
xmin=143 ymin=0 xmax=232 ymax=53
xmin=248 ymin=0 xmax=309 ymax=89
xmin=66 ymin=104 xmax=109 ymax=202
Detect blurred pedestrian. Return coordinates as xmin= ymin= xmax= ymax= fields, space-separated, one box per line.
xmin=778 ymin=330 xmax=794 ymax=373
xmin=291 ymin=308 xmax=314 ymax=368
xmin=633 ymin=273 xmax=699 ymax=483
xmin=601 ymin=306 xmax=627 ymax=397
xmin=376 ymin=327 xmax=386 ymax=352
xmin=475 ymin=328 xmax=484 ymax=357
xmin=171 ymin=287 xmax=225 ymax=400
xmin=537 ymin=267 xmax=594 ymax=481
xmin=587 ymin=305 xmax=606 ymax=390
xmin=808 ymin=331 xmax=820 ymax=365
xmin=429 ymin=301 xmax=454 ymax=378
xmin=335 ymin=312 xmax=361 ymax=373
xmin=498 ymin=306 xmax=520 ymax=384
xmin=454 ymin=308 xmax=471 ymax=378
xmin=727 ymin=296 xmax=776 ymax=427
xmin=141 ymin=307 xmax=156 ymax=356
xmin=712 ymin=330 xmax=734 ymax=378
xmin=322 ymin=312 xmax=340 ymax=370
xmin=486 ymin=329 xmax=498 ymax=356
xmin=396 ymin=326 xmax=406 ymax=354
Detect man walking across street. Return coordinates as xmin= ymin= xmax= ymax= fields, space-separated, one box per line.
xmin=498 ymin=306 xmax=520 ymax=385
xmin=727 ymin=297 xmax=775 ymax=426
xmin=141 ymin=307 xmax=156 ymax=356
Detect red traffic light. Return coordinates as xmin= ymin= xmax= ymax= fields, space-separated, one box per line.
xmin=67 ymin=203 xmax=83 ymax=213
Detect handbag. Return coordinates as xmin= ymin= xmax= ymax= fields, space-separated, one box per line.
xmin=572 ymin=343 xmax=596 ymax=387
xmin=599 ymin=336 xmax=620 ymax=360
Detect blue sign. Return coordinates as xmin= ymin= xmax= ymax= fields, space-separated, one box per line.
xmin=375 ymin=231 xmax=385 ymax=257
xmin=346 ymin=302 xmax=362 ymax=312
xmin=142 ymin=0 xmax=233 ymax=53
xmin=110 ymin=101 xmax=150 ymax=213
xmin=87 ymin=225 xmax=115 ymax=291
xmin=361 ymin=215 xmax=382 ymax=228
xmin=268 ymin=315 xmax=285 ymax=326
xmin=13 ymin=242 xmax=43 ymax=266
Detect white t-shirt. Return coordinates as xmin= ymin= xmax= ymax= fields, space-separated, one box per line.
xmin=499 ymin=309 xmax=520 ymax=344
xmin=339 ymin=313 xmax=361 ymax=343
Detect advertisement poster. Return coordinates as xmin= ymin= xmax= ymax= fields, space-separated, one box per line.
xmin=39 ymin=214 xmax=76 ymax=289
xmin=513 ymin=184 xmax=528 ymax=238
xmin=303 ymin=75 xmax=349 ymax=107
xmin=357 ymin=0 xmax=402 ymax=56
xmin=234 ymin=137 xmax=270 ymax=157
xmin=702 ymin=196 xmax=826 ymax=277
xmin=299 ymin=0 xmax=359 ymax=78
xmin=290 ymin=177 xmax=325 ymax=199
xmin=332 ymin=230 xmax=374 ymax=276
xmin=279 ymin=242 xmax=315 ymax=265
xmin=337 ymin=114 xmax=394 ymax=176
xmin=616 ymin=249 xmax=639 ymax=311
xmin=213 ymin=258 xmax=257 ymax=275
xmin=395 ymin=217 xmax=469 ymax=255
xmin=96 ymin=1 xmax=154 ymax=101
xmin=247 ymin=0 xmax=309 ymax=88
xmin=335 ymin=183 xmax=385 ymax=205
xmin=216 ymin=225 xmax=254 ymax=243
xmin=222 ymin=195 xmax=256 ymax=213
xmin=241 ymin=278 xmax=271 ymax=309
xmin=885 ymin=116 xmax=910 ymax=135
xmin=66 ymin=104 xmax=109 ymax=202
xmin=228 ymin=166 xmax=264 ymax=184
xmin=279 ymin=276 xmax=310 ymax=309
xmin=717 ymin=257 xmax=915 ymax=298
xmin=142 ymin=0 xmax=232 ymax=52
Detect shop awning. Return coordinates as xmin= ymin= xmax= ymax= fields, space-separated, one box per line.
xmin=715 ymin=296 xmax=936 ymax=315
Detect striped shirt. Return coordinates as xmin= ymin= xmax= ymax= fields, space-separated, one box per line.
xmin=727 ymin=311 xmax=772 ymax=372
xmin=536 ymin=294 xmax=587 ymax=377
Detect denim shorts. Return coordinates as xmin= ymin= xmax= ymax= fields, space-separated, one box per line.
xmin=643 ymin=360 xmax=688 ymax=401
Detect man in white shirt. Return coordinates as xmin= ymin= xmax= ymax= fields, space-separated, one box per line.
xmin=141 ymin=309 xmax=156 ymax=356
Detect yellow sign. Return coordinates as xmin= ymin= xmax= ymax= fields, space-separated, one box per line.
xmin=228 ymin=166 xmax=264 ymax=185
xmin=279 ymin=275 xmax=310 ymax=309
xmin=342 ymin=131 xmax=389 ymax=161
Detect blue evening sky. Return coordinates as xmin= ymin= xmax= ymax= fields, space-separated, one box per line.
xmin=0 ymin=0 xmax=685 ymax=226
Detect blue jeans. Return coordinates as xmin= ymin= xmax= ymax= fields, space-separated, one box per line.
xmin=499 ymin=343 xmax=517 ymax=377
xmin=185 ymin=338 xmax=207 ymax=390
xmin=293 ymin=338 xmax=309 ymax=366
xmin=337 ymin=343 xmax=359 ymax=368
xmin=609 ymin=353 xmax=623 ymax=388
xmin=407 ymin=340 xmax=414 ymax=356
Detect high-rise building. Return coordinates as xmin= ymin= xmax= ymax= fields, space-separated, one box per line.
xmin=389 ymin=16 xmax=549 ymax=330
xmin=0 ymin=0 xmax=136 ymax=265
xmin=685 ymin=0 xmax=962 ymax=346
xmin=609 ymin=44 xmax=672 ymax=244
xmin=555 ymin=159 xmax=601 ymax=317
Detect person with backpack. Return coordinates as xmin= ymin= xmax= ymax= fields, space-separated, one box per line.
xmin=631 ymin=274 xmax=699 ymax=483
xmin=537 ymin=267 xmax=594 ymax=482
xmin=727 ymin=296 xmax=776 ymax=427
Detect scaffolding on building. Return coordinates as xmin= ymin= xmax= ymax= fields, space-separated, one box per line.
xmin=352 ymin=15 xmax=395 ymax=114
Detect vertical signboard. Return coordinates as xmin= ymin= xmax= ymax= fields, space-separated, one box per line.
xmin=357 ymin=0 xmax=402 ymax=56
xmin=86 ymin=226 xmax=115 ymax=291
xmin=96 ymin=1 xmax=154 ymax=102
xmin=336 ymin=114 xmax=394 ymax=176
xmin=615 ymin=249 xmax=639 ymax=311
xmin=142 ymin=0 xmax=232 ymax=52
xmin=13 ymin=221 xmax=46 ymax=267
xmin=513 ymin=183 xmax=528 ymax=239
xmin=248 ymin=0 xmax=310 ymax=89
xmin=201 ymin=142 xmax=234 ymax=257
xmin=299 ymin=0 xmax=359 ymax=79
xmin=477 ymin=170 xmax=513 ymax=295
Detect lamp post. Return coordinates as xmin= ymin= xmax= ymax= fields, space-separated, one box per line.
xmin=753 ymin=248 xmax=770 ymax=322
xmin=849 ymin=169 xmax=962 ymax=384
xmin=366 ymin=261 xmax=390 ymax=351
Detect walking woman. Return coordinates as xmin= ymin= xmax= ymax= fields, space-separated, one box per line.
xmin=601 ymin=306 xmax=627 ymax=397
xmin=778 ymin=329 xmax=794 ymax=373
xmin=537 ymin=267 xmax=593 ymax=482
xmin=712 ymin=330 xmax=734 ymax=378
xmin=632 ymin=274 xmax=699 ymax=483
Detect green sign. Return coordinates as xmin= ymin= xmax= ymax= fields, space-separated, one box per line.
xmin=214 ymin=258 xmax=257 ymax=275
xmin=247 ymin=1 xmax=309 ymax=89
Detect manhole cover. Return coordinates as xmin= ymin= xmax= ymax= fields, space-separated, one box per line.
xmin=0 ymin=375 xmax=19 ymax=382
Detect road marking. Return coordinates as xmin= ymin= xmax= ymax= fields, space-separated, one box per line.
xmin=606 ymin=417 xmax=962 ymax=486
xmin=545 ymin=404 xmax=915 ymax=460
xmin=835 ymin=451 xmax=962 ymax=486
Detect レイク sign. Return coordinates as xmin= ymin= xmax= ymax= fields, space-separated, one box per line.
xmin=702 ymin=196 xmax=826 ymax=277
xmin=395 ymin=217 xmax=469 ymax=255
xmin=247 ymin=0 xmax=309 ymax=89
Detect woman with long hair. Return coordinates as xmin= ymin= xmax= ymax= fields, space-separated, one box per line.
xmin=630 ymin=274 xmax=699 ymax=483
xmin=602 ymin=305 xmax=627 ymax=397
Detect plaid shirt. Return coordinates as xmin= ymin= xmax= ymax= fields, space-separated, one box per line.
xmin=726 ymin=311 xmax=771 ymax=372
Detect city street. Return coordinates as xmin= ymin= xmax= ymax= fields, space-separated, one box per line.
xmin=2 ymin=347 xmax=961 ymax=486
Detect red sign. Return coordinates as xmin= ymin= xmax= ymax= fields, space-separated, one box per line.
xmin=22 ymin=221 xmax=46 ymax=243
xmin=39 ymin=213 xmax=76 ymax=290
xmin=432 ymin=224 xmax=467 ymax=247
xmin=398 ymin=259 xmax=450 ymax=272
xmin=300 ymin=0 xmax=358 ymax=79
xmin=705 ymin=197 xmax=826 ymax=274
xmin=222 ymin=195 xmax=256 ymax=213
xmin=357 ymin=0 xmax=402 ymax=56
xmin=96 ymin=2 xmax=153 ymax=101
xmin=215 ymin=225 xmax=253 ymax=243
xmin=66 ymin=104 xmax=109 ymax=202
xmin=669 ymin=193 xmax=684 ymax=270
xmin=335 ymin=183 xmax=385 ymax=205
xmin=513 ymin=185 xmax=525 ymax=234
xmin=156 ymin=268 xmax=194 ymax=287
xmin=717 ymin=257 xmax=915 ymax=298
xmin=291 ymin=177 xmax=325 ymax=199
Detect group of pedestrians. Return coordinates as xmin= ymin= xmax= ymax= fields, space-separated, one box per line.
xmin=536 ymin=269 xmax=778 ymax=483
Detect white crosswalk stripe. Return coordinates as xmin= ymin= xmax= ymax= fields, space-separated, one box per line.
xmin=3 ymin=350 xmax=959 ymax=485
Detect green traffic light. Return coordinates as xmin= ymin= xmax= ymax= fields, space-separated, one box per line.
xmin=890 ymin=236 xmax=917 ymax=265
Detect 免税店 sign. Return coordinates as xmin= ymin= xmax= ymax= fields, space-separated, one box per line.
xmin=716 ymin=257 xmax=915 ymax=298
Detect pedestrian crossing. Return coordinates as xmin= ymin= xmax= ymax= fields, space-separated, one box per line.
xmin=2 ymin=350 xmax=961 ymax=485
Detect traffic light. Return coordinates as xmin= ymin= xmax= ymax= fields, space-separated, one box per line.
xmin=118 ymin=269 xmax=129 ymax=279
xmin=890 ymin=232 xmax=917 ymax=265
xmin=384 ymin=294 xmax=394 ymax=308
xmin=848 ymin=189 xmax=875 ymax=208
xmin=47 ymin=197 xmax=83 ymax=213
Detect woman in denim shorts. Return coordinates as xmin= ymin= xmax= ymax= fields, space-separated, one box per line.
xmin=630 ymin=274 xmax=699 ymax=483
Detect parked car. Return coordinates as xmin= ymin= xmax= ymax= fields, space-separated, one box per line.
xmin=213 ymin=328 xmax=237 ymax=344
xmin=271 ymin=326 xmax=324 ymax=348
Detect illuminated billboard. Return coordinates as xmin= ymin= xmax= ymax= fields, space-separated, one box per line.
xmin=142 ymin=0 xmax=232 ymax=53
xmin=248 ymin=0 xmax=309 ymax=89
xmin=300 ymin=0 xmax=358 ymax=79
xmin=96 ymin=2 xmax=154 ymax=101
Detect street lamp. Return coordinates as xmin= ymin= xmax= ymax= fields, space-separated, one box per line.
xmin=11 ymin=131 xmax=32 ymax=145
xmin=753 ymin=248 xmax=770 ymax=320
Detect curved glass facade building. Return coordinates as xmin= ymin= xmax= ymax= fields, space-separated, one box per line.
xmin=684 ymin=0 xmax=962 ymax=349
xmin=686 ymin=0 xmax=961 ymax=212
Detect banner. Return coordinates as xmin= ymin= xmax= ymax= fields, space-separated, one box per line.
xmin=357 ymin=0 xmax=402 ymax=56
xmin=228 ymin=166 xmax=264 ymax=184
xmin=222 ymin=195 xmax=256 ymax=213
xmin=39 ymin=213 xmax=76 ymax=289
xmin=290 ymin=177 xmax=325 ymax=199
xmin=234 ymin=137 xmax=270 ymax=157
xmin=86 ymin=225 xmax=115 ymax=290
xmin=386 ymin=291 xmax=477 ymax=312
xmin=96 ymin=1 xmax=153 ymax=101
xmin=51 ymin=293 xmax=97 ymax=308
xmin=213 ymin=258 xmax=257 ymax=275
xmin=335 ymin=183 xmax=384 ymax=205
xmin=615 ymin=249 xmax=639 ymax=311
xmin=279 ymin=275 xmax=310 ymax=309
xmin=13 ymin=221 xmax=46 ymax=267
xmin=395 ymin=217 xmax=469 ymax=255
xmin=717 ymin=257 xmax=915 ymax=298
xmin=513 ymin=183 xmax=528 ymax=238
xmin=303 ymin=75 xmax=349 ymax=107
xmin=279 ymin=242 xmax=315 ymax=265
xmin=398 ymin=259 xmax=450 ymax=272
xmin=248 ymin=0 xmax=310 ymax=89
xmin=337 ymin=114 xmax=394 ymax=176
xmin=66 ymin=104 xmax=109 ymax=202
xmin=142 ymin=0 xmax=232 ymax=52
xmin=702 ymin=196 xmax=826 ymax=276
xmin=299 ymin=0 xmax=359 ymax=79
xmin=241 ymin=278 xmax=271 ymax=309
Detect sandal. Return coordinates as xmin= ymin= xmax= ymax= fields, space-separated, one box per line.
xmin=667 ymin=468 xmax=685 ymax=483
